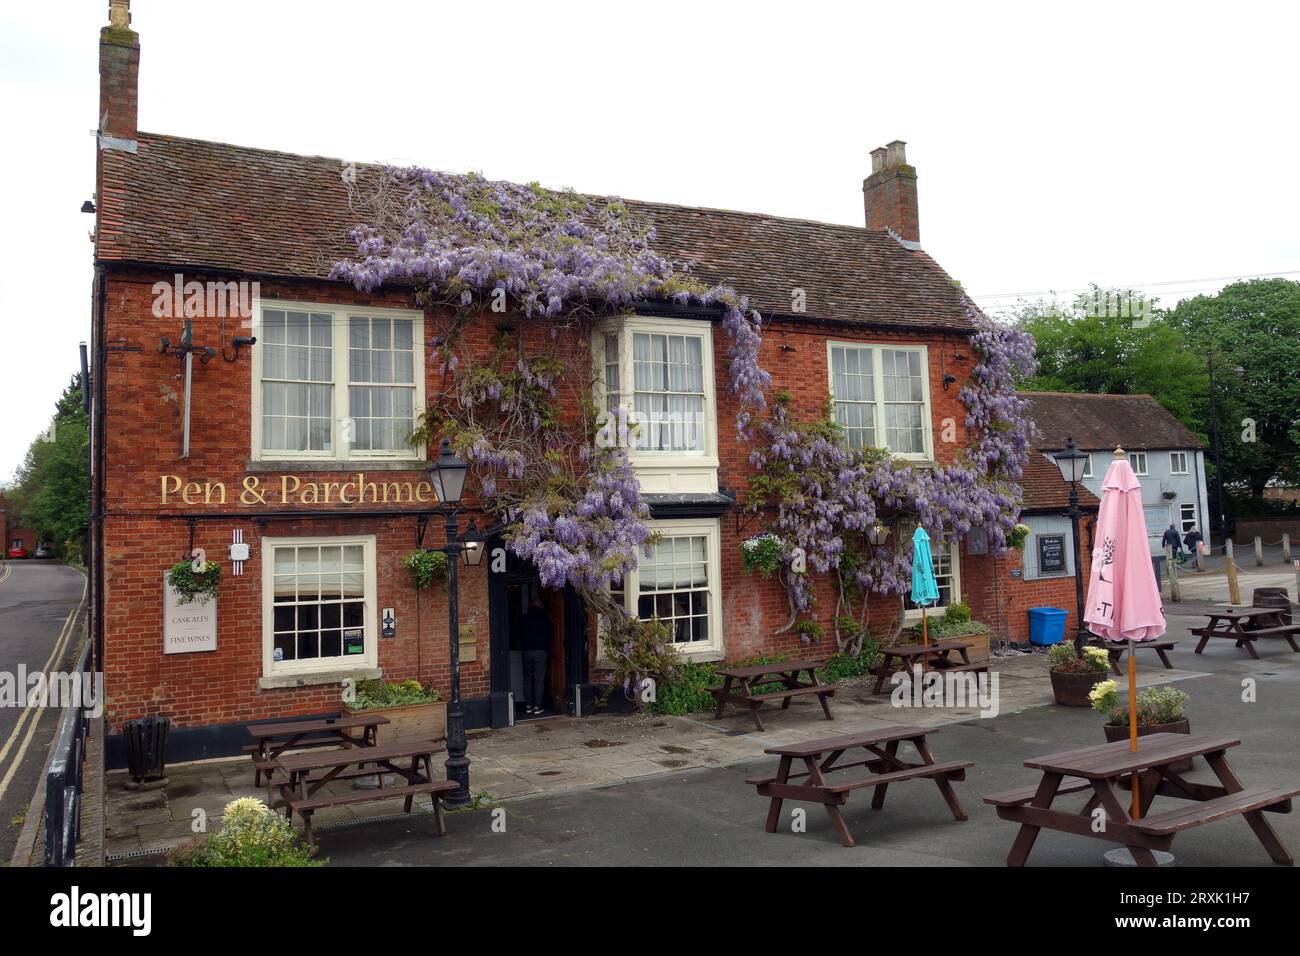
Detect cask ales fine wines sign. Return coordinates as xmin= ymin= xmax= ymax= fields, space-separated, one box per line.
xmin=162 ymin=573 xmax=217 ymax=654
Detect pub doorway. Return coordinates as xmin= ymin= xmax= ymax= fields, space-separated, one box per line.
xmin=486 ymin=541 xmax=588 ymax=726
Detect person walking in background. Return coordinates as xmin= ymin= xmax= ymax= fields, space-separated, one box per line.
xmin=1162 ymin=523 xmax=1184 ymax=561
xmin=1183 ymin=526 xmax=1204 ymax=571
xmin=522 ymin=594 xmax=552 ymax=716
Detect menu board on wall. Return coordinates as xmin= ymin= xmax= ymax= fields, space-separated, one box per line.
xmin=1037 ymin=534 xmax=1067 ymax=575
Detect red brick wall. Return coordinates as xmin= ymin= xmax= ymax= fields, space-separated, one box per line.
xmin=961 ymin=529 xmax=1094 ymax=645
xmin=99 ymin=266 xmax=1014 ymax=730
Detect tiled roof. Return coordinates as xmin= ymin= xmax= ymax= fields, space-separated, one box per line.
xmin=1020 ymin=452 xmax=1100 ymax=512
xmin=1024 ymin=392 xmax=1203 ymax=452
xmin=96 ymin=133 xmax=977 ymax=331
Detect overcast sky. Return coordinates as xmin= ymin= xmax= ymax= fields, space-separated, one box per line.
xmin=1 ymin=0 xmax=1297 ymax=481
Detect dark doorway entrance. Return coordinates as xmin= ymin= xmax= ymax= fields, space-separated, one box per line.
xmin=486 ymin=540 xmax=588 ymax=726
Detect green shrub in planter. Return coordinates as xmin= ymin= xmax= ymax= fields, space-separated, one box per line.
xmin=350 ymin=678 xmax=442 ymax=709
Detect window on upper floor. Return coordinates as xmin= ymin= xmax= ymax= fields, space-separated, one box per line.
xmin=252 ymin=301 xmax=425 ymax=461
xmin=1128 ymin=451 xmax=1148 ymax=476
xmin=594 ymin=317 xmax=719 ymax=488
xmin=827 ymin=342 xmax=933 ymax=459
xmin=1169 ymin=452 xmax=1189 ymax=475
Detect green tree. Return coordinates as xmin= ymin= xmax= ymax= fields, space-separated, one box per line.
xmin=10 ymin=376 xmax=89 ymax=560
xmin=1014 ymin=285 xmax=1208 ymax=430
xmin=1167 ymin=279 xmax=1300 ymax=496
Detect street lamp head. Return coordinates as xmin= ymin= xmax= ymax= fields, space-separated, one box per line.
xmin=428 ymin=439 xmax=469 ymax=506
xmin=1054 ymin=435 xmax=1089 ymax=485
xmin=462 ymin=519 xmax=485 ymax=567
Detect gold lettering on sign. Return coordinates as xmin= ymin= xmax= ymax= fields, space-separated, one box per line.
xmin=160 ymin=473 xmax=433 ymax=508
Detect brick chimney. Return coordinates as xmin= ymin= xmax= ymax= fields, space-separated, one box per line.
xmin=863 ymin=140 xmax=920 ymax=244
xmin=99 ymin=0 xmax=139 ymax=145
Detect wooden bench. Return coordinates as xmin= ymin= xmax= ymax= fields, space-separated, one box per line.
xmin=1242 ymin=625 xmax=1300 ymax=652
xmin=984 ymin=779 xmax=1094 ymax=807
xmin=710 ymin=660 xmax=835 ymax=731
xmin=1130 ymin=785 xmax=1297 ymax=836
xmin=245 ymin=713 xmax=388 ymax=787
xmin=1095 ymin=640 xmax=1177 ymax=675
xmin=273 ymin=740 xmax=451 ymax=846
xmin=986 ymin=733 xmax=1298 ymax=866
xmin=287 ymin=779 xmax=459 ymax=845
xmin=749 ymin=726 xmax=972 ymax=847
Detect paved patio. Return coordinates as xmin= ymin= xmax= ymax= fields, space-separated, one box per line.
xmin=103 ymin=605 xmax=1295 ymax=863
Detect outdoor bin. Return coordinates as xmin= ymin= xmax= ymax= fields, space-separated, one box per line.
xmin=1028 ymin=607 xmax=1068 ymax=646
xmin=124 ymin=715 xmax=170 ymax=783
xmin=1151 ymin=554 xmax=1165 ymax=585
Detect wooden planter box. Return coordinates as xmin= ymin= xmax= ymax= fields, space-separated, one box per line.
xmin=344 ymin=700 xmax=447 ymax=744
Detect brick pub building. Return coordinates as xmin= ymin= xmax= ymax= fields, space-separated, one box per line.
xmin=90 ymin=2 xmax=1049 ymax=763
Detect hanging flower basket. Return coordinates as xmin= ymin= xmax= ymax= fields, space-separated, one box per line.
xmin=166 ymin=560 xmax=221 ymax=605
xmin=403 ymin=549 xmax=449 ymax=590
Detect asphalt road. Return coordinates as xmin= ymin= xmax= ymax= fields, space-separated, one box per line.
xmin=0 ymin=560 xmax=86 ymax=863
xmin=319 ymin=616 xmax=1300 ymax=867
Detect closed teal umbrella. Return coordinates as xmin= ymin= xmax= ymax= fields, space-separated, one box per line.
xmin=911 ymin=527 xmax=940 ymax=647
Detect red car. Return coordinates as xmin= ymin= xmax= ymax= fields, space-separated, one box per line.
xmin=6 ymin=545 xmax=28 ymax=559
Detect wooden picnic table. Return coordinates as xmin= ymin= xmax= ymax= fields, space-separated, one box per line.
xmin=272 ymin=740 xmax=456 ymax=846
xmin=984 ymin=733 xmax=1298 ymax=867
xmin=869 ymin=638 xmax=983 ymax=694
xmin=746 ymin=725 xmax=972 ymax=847
xmin=1089 ymin=638 xmax=1178 ymax=675
xmin=1190 ymin=606 xmax=1300 ymax=659
xmin=245 ymin=713 xmax=389 ymax=786
xmin=709 ymin=659 xmax=835 ymax=731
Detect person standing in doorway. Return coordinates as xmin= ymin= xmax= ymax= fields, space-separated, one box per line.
xmin=522 ymin=594 xmax=552 ymax=716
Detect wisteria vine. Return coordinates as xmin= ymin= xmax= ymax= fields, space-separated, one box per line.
xmin=332 ymin=164 xmax=1037 ymax=683
xmin=746 ymin=308 xmax=1038 ymax=650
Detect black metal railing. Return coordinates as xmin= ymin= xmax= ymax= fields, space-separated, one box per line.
xmin=44 ymin=641 xmax=93 ymax=866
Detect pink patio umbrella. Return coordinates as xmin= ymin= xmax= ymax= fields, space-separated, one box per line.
xmin=1084 ymin=447 xmax=1167 ymax=822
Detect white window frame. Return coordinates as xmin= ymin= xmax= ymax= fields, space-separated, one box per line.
xmin=903 ymin=536 xmax=961 ymax=621
xmin=1180 ymin=503 xmax=1197 ymax=534
xmin=826 ymin=341 xmax=934 ymax=461
xmin=593 ymin=316 xmax=719 ymax=491
xmin=1128 ymin=452 xmax=1149 ymax=476
xmin=1169 ymin=451 xmax=1189 ymax=475
xmin=1080 ymin=454 xmax=1094 ymax=479
xmin=250 ymin=299 xmax=426 ymax=462
xmin=261 ymin=534 xmax=378 ymax=678
xmin=607 ymin=518 xmax=724 ymax=660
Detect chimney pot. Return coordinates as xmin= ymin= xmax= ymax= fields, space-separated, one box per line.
xmin=99 ymin=0 xmax=139 ymax=143
xmin=863 ymin=139 xmax=920 ymax=244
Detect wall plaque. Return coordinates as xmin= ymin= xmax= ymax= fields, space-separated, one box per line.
xmin=163 ymin=573 xmax=217 ymax=654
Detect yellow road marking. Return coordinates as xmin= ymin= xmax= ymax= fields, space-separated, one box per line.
xmin=0 ymin=575 xmax=88 ymax=805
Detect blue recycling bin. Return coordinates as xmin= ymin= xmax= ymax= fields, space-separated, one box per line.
xmin=1028 ymin=607 xmax=1068 ymax=646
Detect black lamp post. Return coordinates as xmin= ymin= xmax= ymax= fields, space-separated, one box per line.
xmin=1054 ymin=435 xmax=1091 ymax=657
xmin=427 ymin=439 xmax=485 ymax=807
